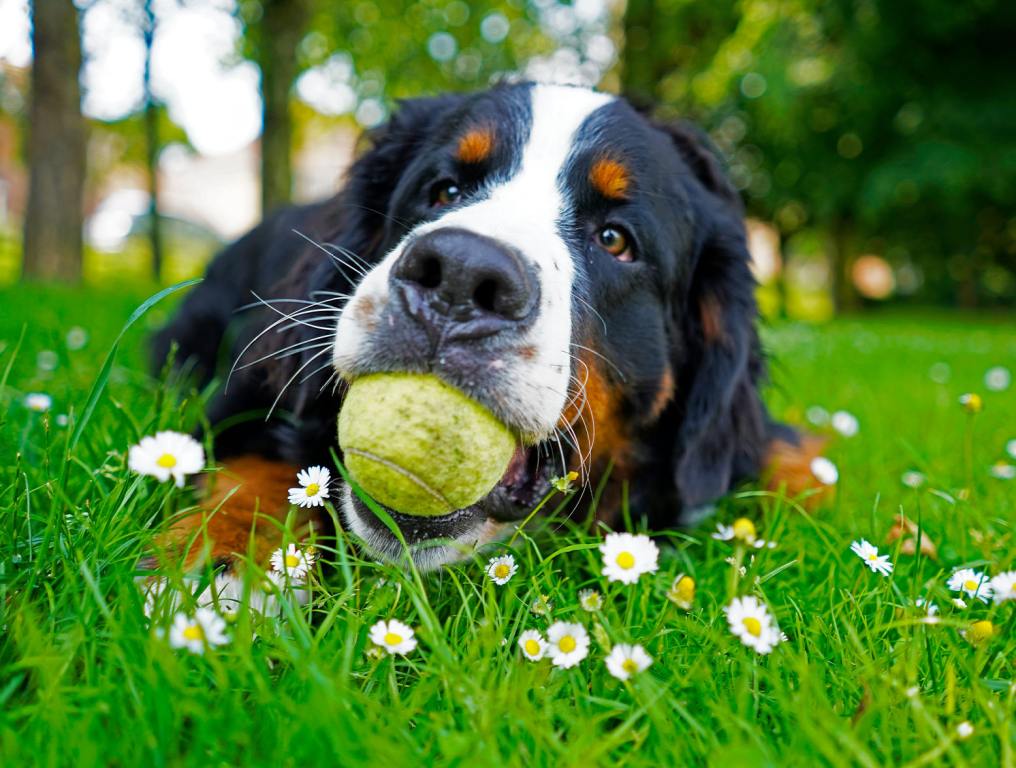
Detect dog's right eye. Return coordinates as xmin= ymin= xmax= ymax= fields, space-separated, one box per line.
xmin=430 ymin=180 xmax=462 ymax=207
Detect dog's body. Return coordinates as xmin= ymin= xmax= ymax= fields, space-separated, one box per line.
xmin=154 ymin=83 xmax=823 ymax=572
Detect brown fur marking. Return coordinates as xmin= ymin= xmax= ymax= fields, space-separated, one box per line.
xmin=699 ymin=294 xmax=726 ymax=344
xmin=589 ymin=158 xmax=630 ymax=200
xmin=649 ymin=366 xmax=675 ymax=420
xmin=456 ymin=127 xmax=495 ymax=164
xmin=763 ymin=435 xmax=835 ymax=508
xmin=156 ymin=456 xmax=322 ymax=570
xmin=560 ymin=352 xmax=632 ymax=488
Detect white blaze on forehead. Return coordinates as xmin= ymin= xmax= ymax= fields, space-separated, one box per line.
xmin=411 ymin=84 xmax=614 ymax=433
xmin=333 ymin=84 xmax=615 ymax=437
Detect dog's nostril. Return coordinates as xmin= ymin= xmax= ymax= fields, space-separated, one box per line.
xmin=417 ymin=255 xmax=442 ymax=289
xmin=473 ymin=278 xmax=499 ymax=313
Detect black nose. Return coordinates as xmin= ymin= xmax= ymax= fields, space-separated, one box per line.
xmin=391 ymin=228 xmax=538 ymax=340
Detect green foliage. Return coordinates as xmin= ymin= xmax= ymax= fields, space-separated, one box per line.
xmin=1 ymin=287 xmax=1014 ymax=764
xmin=648 ymin=0 xmax=1016 ymax=307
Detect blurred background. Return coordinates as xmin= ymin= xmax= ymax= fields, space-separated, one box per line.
xmin=0 ymin=0 xmax=1013 ymax=319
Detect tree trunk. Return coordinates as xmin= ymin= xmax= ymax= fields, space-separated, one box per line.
xmin=143 ymin=0 xmax=163 ymax=282
xmin=22 ymin=0 xmax=86 ymax=282
xmin=620 ymin=0 xmax=659 ymax=108
xmin=258 ymin=0 xmax=308 ymax=216
xmin=831 ymin=218 xmax=859 ymax=313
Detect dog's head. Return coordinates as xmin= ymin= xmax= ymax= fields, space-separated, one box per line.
xmin=293 ymin=83 xmax=767 ymax=568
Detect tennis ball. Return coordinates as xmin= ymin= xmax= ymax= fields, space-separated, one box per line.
xmin=338 ymin=373 xmax=516 ymax=516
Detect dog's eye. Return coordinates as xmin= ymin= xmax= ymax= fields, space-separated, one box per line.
xmin=595 ymin=226 xmax=633 ymax=262
xmin=430 ymin=180 xmax=462 ymax=207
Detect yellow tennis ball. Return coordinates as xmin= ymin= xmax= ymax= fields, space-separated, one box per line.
xmin=338 ymin=373 xmax=516 ymax=516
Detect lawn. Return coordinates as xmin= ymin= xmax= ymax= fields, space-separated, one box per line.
xmin=1 ymin=282 xmax=1013 ymax=766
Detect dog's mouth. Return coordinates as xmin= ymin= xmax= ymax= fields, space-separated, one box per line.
xmin=343 ymin=441 xmax=559 ymax=565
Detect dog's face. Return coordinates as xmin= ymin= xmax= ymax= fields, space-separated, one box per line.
xmin=307 ymin=83 xmax=765 ymax=568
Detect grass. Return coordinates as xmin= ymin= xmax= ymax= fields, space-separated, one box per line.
xmin=1 ymin=283 xmax=1014 ymax=766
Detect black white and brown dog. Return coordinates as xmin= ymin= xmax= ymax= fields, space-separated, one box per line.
xmin=152 ymin=82 xmax=828 ymax=583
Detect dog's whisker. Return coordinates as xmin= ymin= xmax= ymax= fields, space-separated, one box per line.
xmin=265 ymin=346 xmax=333 ymax=421
xmin=569 ymin=342 xmax=626 ymax=381
xmin=236 ymin=338 xmax=334 ymax=372
xmin=574 ymin=294 xmax=608 ymax=336
xmin=291 ymin=228 xmax=369 ymax=279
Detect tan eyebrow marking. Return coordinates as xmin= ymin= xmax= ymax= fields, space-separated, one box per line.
xmin=456 ymin=127 xmax=495 ymax=164
xmin=589 ymin=157 xmax=630 ymax=200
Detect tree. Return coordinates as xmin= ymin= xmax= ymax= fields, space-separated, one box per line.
xmin=240 ymin=0 xmax=311 ymax=217
xmin=619 ymin=0 xmax=1016 ymax=309
xmin=141 ymin=0 xmax=163 ymax=281
xmin=22 ymin=0 xmax=87 ymax=282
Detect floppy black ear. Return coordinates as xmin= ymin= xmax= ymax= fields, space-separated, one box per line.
xmin=662 ymin=122 xmax=768 ymax=511
xmin=313 ymin=93 xmax=468 ymax=255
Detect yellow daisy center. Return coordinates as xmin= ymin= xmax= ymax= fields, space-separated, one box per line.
xmin=674 ymin=576 xmax=695 ymax=602
xmin=182 ymin=624 xmax=204 ymax=641
xmin=963 ymin=579 xmax=978 ymax=591
xmin=384 ymin=632 xmax=403 ymax=646
xmin=494 ymin=563 xmax=511 ymax=579
xmin=305 ymin=482 xmax=320 ymax=497
xmin=732 ymin=518 xmax=756 ymax=541
xmin=285 ymin=554 xmax=301 ymax=568
xmin=621 ymin=658 xmax=639 ymax=674
xmin=524 ymin=639 xmax=541 ymax=656
xmin=742 ymin=617 xmax=763 ymax=637
xmin=868 ymin=553 xmax=879 ymax=561
xmin=156 ymin=453 xmax=177 ymax=468
xmin=558 ymin=635 xmax=577 ymax=653
xmin=969 ymin=620 xmax=994 ymax=643
xmin=616 ymin=551 xmax=635 ymax=569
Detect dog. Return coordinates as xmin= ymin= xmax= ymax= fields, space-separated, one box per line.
xmin=152 ymin=82 xmax=826 ymax=577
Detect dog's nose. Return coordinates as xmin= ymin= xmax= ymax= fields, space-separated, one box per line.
xmin=391 ymin=228 xmax=538 ymax=339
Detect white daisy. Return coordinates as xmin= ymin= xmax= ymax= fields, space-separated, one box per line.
xmin=604 ymin=643 xmax=653 ymax=681
xmin=952 ymin=598 xmax=968 ymax=609
xmin=990 ymin=571 xmax=1016 ymax=603
xmin=485 ymin=554 xmax=518 ymax=585
xmin=901 ymin=470 xmax=926 ymax=489
xmin=270 ymin=543 xmax=316 ymax=580
xmin=578 ymin=588 xmax=602 ymax=612
xmin=600 ymin=532 xmax=659 ymax=584
xmin=831 ymin=410 xmax=859 ymax=437
xmin=915 ymin=597 xmax=940 ymax=624
xmin=850 ymin=539 xmax=894 ymax=576
xmin=989 ymin=462 xmax=1015 ymax=480
xmin=806 ymin=405 xmax=830 ymax=426
xmin=667 ymin=573 xmax=696 ymax=610
xmin=128 ymin=431 xmax=205 ymax=487
xmin=545 ymin=622 xmax=589 ymax=669
xmin=288 ymin=465 xmax=331 ymax=507
xmin=947 ymin=568 xmax=993 ymax=603
xmin=24 ymin=392 xmax=52 ymax=412
xmin=956 ymin=721 xmax=974 ymax=740
xmin=724 ymin=596 xmax=782 ymax=654
xmin=531 ymin=595 xmax=553 ymax=616
xmin=1007 ymin=439 xmax=1016 ymax=460
xmin=66 ymin=326 xmax=88 ymax=350
xmin=369 ymin=619 xmax=417 ymax=655
xmin=958 ymin=393 xmax=982 ymax=414
xmin=167 ymin=607 xmax=229 ymax=654
xmin=984 ymin=366 xmax=1011 ymax=392
xmin=810 ymin=456 xmax=839 ymax=485
xmin=962 ymin=620 xmax=996 ymax=645
xmin=518 ymin=629 xmax=547 ymax=661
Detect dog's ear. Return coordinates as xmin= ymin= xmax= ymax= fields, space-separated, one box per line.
xmin=661 ymin=121 xmax=769 ymax=511
xmin=315 ymin=94 xmax=467 ymax=253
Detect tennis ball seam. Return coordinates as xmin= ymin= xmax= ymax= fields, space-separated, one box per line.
xmin=344 ymin=447 xmax=452 ymax=509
